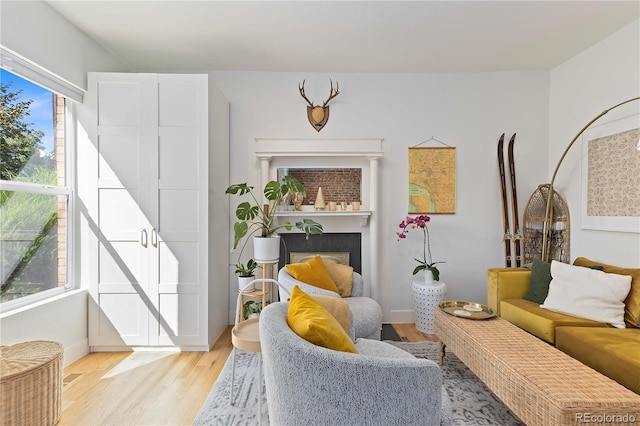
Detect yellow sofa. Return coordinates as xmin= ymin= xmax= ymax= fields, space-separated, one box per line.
xmin=487 ymin=258 xmax=640 ymax=395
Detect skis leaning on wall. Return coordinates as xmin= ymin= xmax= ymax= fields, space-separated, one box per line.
xmin=507 ymin=133 xmax=523 ymax=267
xmin=497 ymin=133 xmax=522 ymax=267
xmin=497 ymin=133 xmax=512 ymax=267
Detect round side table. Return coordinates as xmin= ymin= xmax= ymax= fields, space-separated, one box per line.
xmin=412 ymin=280 xmax=447 ymax=334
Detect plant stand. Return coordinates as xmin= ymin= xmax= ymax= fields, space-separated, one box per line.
xmin=412 ymin=280 xmax=447 ymax=334
xmin=237 ymin=261 xmax=278 ymax=322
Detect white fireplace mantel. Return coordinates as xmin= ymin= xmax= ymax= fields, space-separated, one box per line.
xmin=254 ymin=138 xmax=384 ymax=159
xmin=253 ymin=138 xmax=384 ymax=301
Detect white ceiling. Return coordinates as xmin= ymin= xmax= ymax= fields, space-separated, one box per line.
xmin=45 ymin=1 xmax=639 ymax=73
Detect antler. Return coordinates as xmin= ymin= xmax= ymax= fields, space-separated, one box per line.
xmin=322 ymin=79 xmax=340 ymax=107
xmin=298 ymin=80 xmax=315 ymax=107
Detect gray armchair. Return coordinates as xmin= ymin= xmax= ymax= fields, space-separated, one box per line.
xmin=278 ymin=267 xmax=382 ymax=340
xmin=259 ymin=302 xmax=453 ymax=426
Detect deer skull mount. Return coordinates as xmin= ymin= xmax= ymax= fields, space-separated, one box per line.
xmin=298 ymin=80 xmax=340 ymax=132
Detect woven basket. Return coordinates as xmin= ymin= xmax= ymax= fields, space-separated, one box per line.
xmin=0 ymin=341 xmax=64 ymax=426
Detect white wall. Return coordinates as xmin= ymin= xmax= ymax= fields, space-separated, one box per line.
xmin=211 ymin=71 xmax=550 ymax=322
xmin=0 ymin=290 xmax=88 ymax=366
xmin=0 ymin=0 xmax=125 ymax=366
xmin=1 ymin=0 xmax=124 ymax=90
xmin=550 ymin=20 xmax=640 ymax=268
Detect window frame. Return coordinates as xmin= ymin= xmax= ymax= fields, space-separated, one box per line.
xmin=0 ymin=51 xmax=79 ymax=313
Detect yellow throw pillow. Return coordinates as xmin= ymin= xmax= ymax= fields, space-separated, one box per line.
xmin=285 ymin=255 xmax=340 ymax=294
xmin=573 ymin=257 xmax=640 ymax=328
xmin=325 ymin=263 xmax=354 ymax=297
xmin=287 ymin=286 xmax=358 ymax=353
xmin=311 ymin=295 xmax=351 ymax=334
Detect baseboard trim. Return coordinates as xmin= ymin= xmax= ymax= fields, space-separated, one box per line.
xmin=389 ymin=309 xmax=414 ymax=324
xmin=64 ymin=338 xmax=90 ymax=367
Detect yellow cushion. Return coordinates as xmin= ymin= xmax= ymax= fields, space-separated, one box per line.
xmin=287 ymin=286 xmax=358 ymax=353
xmin=311 ymin=295 xmax=351 ymax=334
xmin=325 ymin=263 xmax=354 ymax=297
xmin=556 ymin=327 xmax=640 ymax=394
xmin=285 ymin=255 xmax=340 ymax=293
xmin=500 ymin=299 xmax=606 ymax=344
xmin=574 ymin=257 xmax=640 ymax=328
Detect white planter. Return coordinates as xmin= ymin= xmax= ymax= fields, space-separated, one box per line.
xmin=238 ymin=275 xmax=256 ymax=293
xmin=425 ymin=269 xmax=435 ymax=285
xmin=253 ymin=235 xmax=281 ymax=263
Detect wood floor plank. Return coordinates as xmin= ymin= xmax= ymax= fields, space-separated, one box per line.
xmin=392 ymin=323 xmax=439 ymax=342
xmin=60 ymin=324 xmax=430 ymax=424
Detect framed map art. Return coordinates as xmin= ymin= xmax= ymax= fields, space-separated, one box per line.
xmin=408 ymin=147 xmax=456 ymax=214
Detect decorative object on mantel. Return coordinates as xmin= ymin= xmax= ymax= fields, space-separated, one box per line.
xmin=537 ymin=96 xmax=640 ymax=262
xmin=397 ymin=215 xmax=444 ymax=282
xmin=298 ymin=79 xmax=340 ymax=132
xmin=314 ymin=187 xmax=325 ymax=210
xmin=226 ymin=175 xmax=323 ymax=262
xmin=284 ymin=189 xmax=304 ymax=211
xmin=408 ymin=137 xmax=456 ymax=214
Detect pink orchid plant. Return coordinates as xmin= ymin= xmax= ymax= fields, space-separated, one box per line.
xmin=397 ymin=215 xmax=444 ymax=280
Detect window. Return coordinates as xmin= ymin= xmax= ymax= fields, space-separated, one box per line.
xmin=1 ymin=62 xmax=74 ymax=307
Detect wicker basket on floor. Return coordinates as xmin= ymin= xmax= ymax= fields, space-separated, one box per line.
xmin=0 ymin=341 xmax=64 ymax=426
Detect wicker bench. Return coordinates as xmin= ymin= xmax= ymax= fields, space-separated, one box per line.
xmin=0 ymin=341 xmax=64 ymax=426
xmin=434 ymin=308 xmax=640 ymax=426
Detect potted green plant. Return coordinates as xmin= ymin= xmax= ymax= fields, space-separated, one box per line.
xmin=226 ymin=175 xmax=323 ymax=262
xmin=243 ymin=300 xmax=263 ymax=320
xmin=234 ymin=258 xmax=258 ymax=292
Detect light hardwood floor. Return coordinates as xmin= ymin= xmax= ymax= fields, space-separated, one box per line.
xmin=59 ymin=324 xmax=436 ymax=425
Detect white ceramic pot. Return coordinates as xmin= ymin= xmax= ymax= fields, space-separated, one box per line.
xmin=424 ymin=269 xmax=436 ymax=285
xmin=238 ymin=275 xmax=255 ymax=293
xmin=253 ymin=235 xmax=281 ymax=263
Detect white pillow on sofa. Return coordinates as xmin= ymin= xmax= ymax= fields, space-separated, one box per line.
xmin=541 ymin=261 xmax=632 ymax=328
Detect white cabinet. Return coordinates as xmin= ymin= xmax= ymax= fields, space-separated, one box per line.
xmin=82 ymin=73 xmax=229 ymax=350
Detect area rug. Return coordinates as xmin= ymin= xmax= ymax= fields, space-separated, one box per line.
xmin=193 ymin=341 xmax=525 ymax=425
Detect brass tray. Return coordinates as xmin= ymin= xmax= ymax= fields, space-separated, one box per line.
xmin=439 ymin=300 xmax=496 ymax=320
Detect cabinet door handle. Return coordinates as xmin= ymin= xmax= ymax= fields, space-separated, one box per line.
xmin=141 ymin=229 xmax=148 ymax=248
xmin=151 ymin=227 xmax=158 ymax=248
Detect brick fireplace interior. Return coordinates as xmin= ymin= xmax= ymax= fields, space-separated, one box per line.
xmin=278 ymin=168 xmax=362 ymax=206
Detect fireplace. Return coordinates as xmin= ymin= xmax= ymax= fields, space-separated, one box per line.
xmin=255 ymin=138 xmax=383 ymax=300
xmin=278 ymin=233 xmax=362 ymax=273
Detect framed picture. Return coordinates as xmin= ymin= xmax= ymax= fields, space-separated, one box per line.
xmin=408 ymin=147 xmax=456 ymax=214
xmin=581 ymin=113 xmax=640 ymax=232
